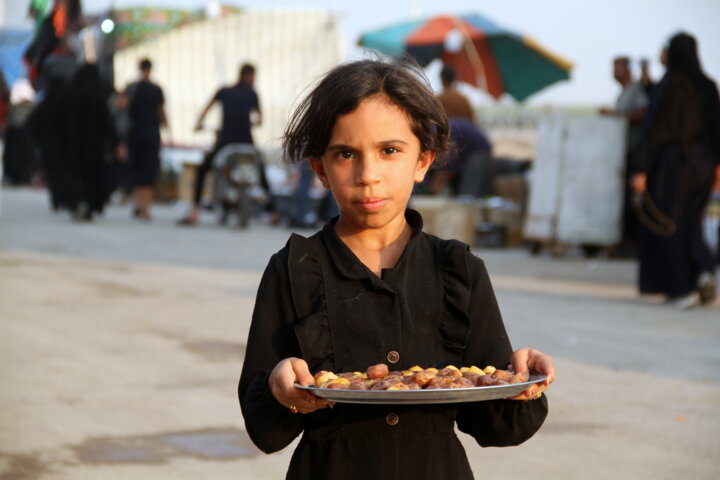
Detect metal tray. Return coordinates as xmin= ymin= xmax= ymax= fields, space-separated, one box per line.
xmin=294 ymin=374 xmax=546 ymax=404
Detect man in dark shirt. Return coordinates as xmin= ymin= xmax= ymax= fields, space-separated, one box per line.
xmin=178 ymin=63 xmax=262 ymax=225
xmin=427 ymin=117 xmax=492 ymax=197
xmin=126 ymin=58 xmax=168 ymax=221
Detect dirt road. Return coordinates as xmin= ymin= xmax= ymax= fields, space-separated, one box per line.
xmin=1 ymin=188 xmax=718 ymax=479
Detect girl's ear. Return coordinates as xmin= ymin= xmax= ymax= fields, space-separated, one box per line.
xmin=309 ymin=157 xmax=330 ymax=188
xmin=414 ymin=150 xmax=435 ymax=183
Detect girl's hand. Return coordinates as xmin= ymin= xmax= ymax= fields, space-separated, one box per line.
xmin=268 ymin=357 xmax=333 ymax=414
xmin=631 ymin=172 xmax=648 ymax=194
xmin=508 ymin=348 xmax=556 ymax=401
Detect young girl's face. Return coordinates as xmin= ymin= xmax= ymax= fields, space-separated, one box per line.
xmin=310 ymin=94 xmax=434 ymax=234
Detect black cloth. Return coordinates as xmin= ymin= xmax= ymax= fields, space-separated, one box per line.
xmin=127 ymin=80 xmax=164 ymax=135
xmin=29 ymin=64 xmax=117 ymax=215
xmin=448 ymin=118 xmax=494 ymax=197
xmin=634 ymin=72 xmax=720 ymax=296
xmin=128 ymin=135 xmax=160 ymax=186
xmin=450 ymin=118 xmax=492 ymax=158
xmin=190 ymin=83 xmax=259 ymax=204
xmin=213 ymin=83 xmax=258 ymax=145
xmin=23 ymin=10 xmax=61 ymax=90
xmin=192 ymin=143 xmax=223 ymax=205
xmin=239 ymin=210 xmax=548 ymax=480
xmin=127 ymin=80 xmax=164 ymax=186
xmin=2 ymin=117 xmax=40 ymax=185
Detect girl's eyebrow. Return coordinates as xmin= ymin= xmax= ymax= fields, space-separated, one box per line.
xmin=325 ymin=143 xmax=355 ymax=152
xmin=326 ymin=139 xmax=409 ymax=151
xmin=378 ymin=139 xmax=409 ymax=147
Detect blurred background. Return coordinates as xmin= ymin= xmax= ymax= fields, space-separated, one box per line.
xmin=1 ymin=0 xmax=718 ymax=249
xmin=1 ymin=1 xmax=719 ymax=479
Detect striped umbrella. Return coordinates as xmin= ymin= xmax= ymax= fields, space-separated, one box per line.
xmin=358 ymin=13 xmax=573 ymax=102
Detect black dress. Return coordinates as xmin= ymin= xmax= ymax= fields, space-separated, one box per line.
xmin=29 ymin=64 xmax=116 ymax=216
xmin=634 ymin=72 xmax=719 ymax=297
xmin=238 ymin=210 xmax=548 ymax=480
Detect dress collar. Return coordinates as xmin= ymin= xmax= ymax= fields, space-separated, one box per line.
xmin=321 ymin=209 xmax=424 ymax=282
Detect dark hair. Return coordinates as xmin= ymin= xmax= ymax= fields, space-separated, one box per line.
xmin=667 ymin=32 xmax=702 ymax=77
xmin=240 ymin=63 xmax=255 ymax=80
xmin=283 ymin=59 xmax=450 ymax=164
xmin=440 ymin=65 xmax=456 ymax=85
xmin=139 ymin=58 xmax=152 ymax=72
xmin=613 ymin=56 xmax=630 ymax=68
xmin=655 ymin=31 xmax=718 ymax=148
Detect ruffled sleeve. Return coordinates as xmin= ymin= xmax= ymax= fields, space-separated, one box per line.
xmin=452 ymin=250 xmax=549 ymax=447
xmin=238 ymin=234 xmax=335 ymax=454
xmin=437 ymin=239 xmax=472 ymax=354
xmin=238 ymin=243 xmax=305 ymax=454
xmin=288 ymin=234 xmax=335 ymax=372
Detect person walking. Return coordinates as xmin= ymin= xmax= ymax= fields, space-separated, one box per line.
xmin=126 ymin=58 xmax=168 ymax=221
xmin=177 ymin=63 xmax=262 ymax=226
xmin=631 ymin=32 xmax=720 ymax=309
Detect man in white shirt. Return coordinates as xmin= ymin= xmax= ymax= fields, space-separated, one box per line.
xmin=600 ymin=56 xmax=649 ymax=149
xmin=600 ymin=56 xmax=650 ymax=257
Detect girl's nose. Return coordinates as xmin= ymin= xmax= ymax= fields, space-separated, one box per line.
xmin=355 ymin=156 xmax=381 ymax=185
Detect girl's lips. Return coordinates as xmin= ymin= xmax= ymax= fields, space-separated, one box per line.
xmin=356 ymin=197 xmax=387 ymax=211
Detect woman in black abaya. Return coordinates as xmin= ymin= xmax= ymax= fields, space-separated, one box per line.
xmin=632 ymin=32 xmax=720 ymax=308
xmin=63 ymin=63 xmax=117 ymax=219
xmin=29 ymin=63 xmax=117 ymax=220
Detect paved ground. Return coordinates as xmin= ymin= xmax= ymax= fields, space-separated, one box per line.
xmin=1 ymin=187 xmax=719 ymax=480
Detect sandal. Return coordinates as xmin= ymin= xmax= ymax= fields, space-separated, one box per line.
xmin=176 ymin=217 xmax=197 ymax=226
xmin=698 ymin=272 xmax=717 ymax=305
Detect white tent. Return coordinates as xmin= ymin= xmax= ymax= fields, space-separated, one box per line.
xmin=113 ymin=8 xmax=344 ymax=152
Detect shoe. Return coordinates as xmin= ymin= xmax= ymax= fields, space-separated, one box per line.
xmin=73 ymin=207 xmax=93 ymax=222
xmin=176 ymin=217 xmax=197 ymax=226
xmin=697 ymin=272 xmax=717 ymax=305
xmin=667 ymin=293 xmax=699 ymax=311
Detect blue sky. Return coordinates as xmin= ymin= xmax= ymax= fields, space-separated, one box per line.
xmin=9 ymin=0 xmax=720 ymax=106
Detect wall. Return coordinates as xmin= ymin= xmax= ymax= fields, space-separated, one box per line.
xmin=113 ymin=9 xmax=344 ymax=154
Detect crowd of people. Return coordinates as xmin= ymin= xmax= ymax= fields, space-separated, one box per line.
xmin=1 ymin=0 xmax=156 ymax=221
xmin=1 ymin=1 xmax=497 ymax=227
xmin=0 ymin=3 xmax=717 ymax=309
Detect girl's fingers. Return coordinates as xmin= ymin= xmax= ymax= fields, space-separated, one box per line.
xmin=510 ymin=348 xmax=532 ymax=374
xmin=529 ymin=352 xmax=556 ymax=384
xmin=291 ymin=358 xmax=315 ymax=387
xmin=283 ymin=389 xmax=333 ymax=414
xmin=269 ymin=358 xmax=333 ymax=413
xmin=507 ymin=348 xmax=556 ymax=400
xmin=287 ymin=358 xmax=319 ymax=403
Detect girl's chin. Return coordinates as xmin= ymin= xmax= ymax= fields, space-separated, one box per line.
xmin=338 ymin=210 xmax=405 ymax=231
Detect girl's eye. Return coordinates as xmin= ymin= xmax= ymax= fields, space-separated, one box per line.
xmin=337 ymin=151 xmax=355 ymax=160
xmin=382 ymin=147 xmax=398 ymax=155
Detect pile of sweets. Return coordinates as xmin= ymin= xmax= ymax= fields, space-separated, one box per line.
xmin=313 ymin=364 xmax=529 ymax=391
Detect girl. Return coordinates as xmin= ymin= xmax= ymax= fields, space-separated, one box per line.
xmin=239 ymin=59 xmax=555 ymax=480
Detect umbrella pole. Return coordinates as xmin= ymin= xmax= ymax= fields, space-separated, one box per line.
xmin=453 ymin=17 xmax=487 ymax=92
